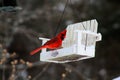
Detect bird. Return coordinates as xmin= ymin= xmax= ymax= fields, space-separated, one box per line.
xmin=30 ymin=29 xmax=67 ymax=55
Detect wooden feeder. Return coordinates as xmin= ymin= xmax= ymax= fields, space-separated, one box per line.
xmin=40 ymin=19 xmax=102 ymax=63
xmin=0 ymin=0 xmax=22 ymax=12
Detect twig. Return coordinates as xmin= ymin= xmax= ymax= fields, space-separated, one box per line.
xmin=32 ymin=63 xmax=51 ymax=80
xmin=61 ymin=64 xmax=87 ymax=80
xmin=61 ymin=71 xmax=69 ymax=80
xmin=2 ymin=64 xmax=5 ymax=80
xmin=0 ymin=61 xmax=47 ymax=69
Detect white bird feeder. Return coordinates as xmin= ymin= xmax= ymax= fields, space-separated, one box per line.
xmin=39 ymin=19 xmax=102 ymax=63
xmin=113 ymin=76 xmax=120 ymax=80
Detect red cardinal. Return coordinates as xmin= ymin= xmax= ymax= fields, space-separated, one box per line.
xmin=30 ymin=29 xmax=67 ymax=55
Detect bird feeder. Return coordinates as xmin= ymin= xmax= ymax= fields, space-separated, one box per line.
xmin=40 ymin=19 xmax=102 ymax=63
xmin=0 ymin=0 xmax=22 ymax=12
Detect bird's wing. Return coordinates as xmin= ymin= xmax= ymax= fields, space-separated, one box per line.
xmin=44 ymin=37 xmax=59 ymax=45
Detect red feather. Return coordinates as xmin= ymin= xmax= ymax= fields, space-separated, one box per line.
xmin=30 ymin=29 xmax=67 ymax=55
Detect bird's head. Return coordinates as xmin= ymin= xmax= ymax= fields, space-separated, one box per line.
xmin=58 ymin=29 xmax=67 ymax=40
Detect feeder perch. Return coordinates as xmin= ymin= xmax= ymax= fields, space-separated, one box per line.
xmin=0 ymin=0 xmax=22 ymax=12
xmin=40 ymin=19 xmax=102 ymax=63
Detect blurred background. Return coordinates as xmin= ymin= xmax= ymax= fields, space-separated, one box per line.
xmin=0 ymin=0 xmax=120 ymax=80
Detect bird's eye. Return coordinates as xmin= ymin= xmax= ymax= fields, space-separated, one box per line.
xmin=62 ymin=34 xmax=64 ymax=36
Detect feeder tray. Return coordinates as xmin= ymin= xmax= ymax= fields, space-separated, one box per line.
xmin=0 ymin=0 xmax=22 ymax=12
xmin=40 ymin=19 xmax=102 ymax=63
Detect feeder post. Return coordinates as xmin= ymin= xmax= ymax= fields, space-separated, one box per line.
xmin=75 ymin=30 xmax=83 ymax=54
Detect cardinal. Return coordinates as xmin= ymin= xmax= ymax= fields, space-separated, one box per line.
xmin=30 ymin=29 xmax=67 ymax=55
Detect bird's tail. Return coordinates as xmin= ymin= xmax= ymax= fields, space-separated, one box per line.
xmin=30 ymin=46 xmax=45 ymax=55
